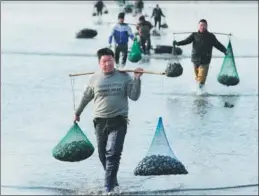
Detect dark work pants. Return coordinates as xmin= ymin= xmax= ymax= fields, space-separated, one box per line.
xmin=154 ymin=17 xmax=161 ymax=30
xmin=97 ymin=9 xmax=103 ymax=16
xmin=93 ymin=116 xmax=127 ymax=189
xmin=115 ymin=44 xmax=128 ymax=65
xmin=140 ymin=35 xmax=151 ymax=54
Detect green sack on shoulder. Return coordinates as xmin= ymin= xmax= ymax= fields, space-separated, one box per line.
xmin=217 ymin=40 xmax=240 ymax=86
xmin=128 ymin=40 xmax=142 ymax=63
xmin=52 ymin=122 xmax=95 ymax=162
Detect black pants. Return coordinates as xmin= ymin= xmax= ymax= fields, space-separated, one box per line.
xmin=139 ymin=35 xmax=151 ymax=54
xmin=154 ymin=17 xmax=161 ymax=30
xmin=93 ymin=116 xmax=127 ymax=189
xmin=97 ymin=9 xmax=102 ymax=16
xmin=115 ymin=44 xmax=128 ymax=65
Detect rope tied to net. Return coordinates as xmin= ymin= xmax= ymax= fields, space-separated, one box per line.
xmin=70 ymin=76 xmax=76 ymax=112
xmin=172 ymin=33 xmax=180 ymax=63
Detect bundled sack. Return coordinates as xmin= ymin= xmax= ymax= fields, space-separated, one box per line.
xmin=52 ymin=122 xmax=95 ymax=162
xmin=104 ymin=10 xmax=108 ymax=14
xmin=154 ymin=45 xmax=173 ymax=54
xmin=165 ymin=60 xmax=183 ymax=77
xmin=76 ymin=28 xmax=98 ymax=39
xmin=134 ymin=117 xmax=188 ymax=176
xmin=217 ymin=40 xmax=240 ymax=86
xmin=160 ymin=18 xmax=168 ymax=29
xmin=128 ymin=39 xmax=142 ymax=63
xmin=92 ymin=12 xmax=97 ymax=16
xmin=154 ymin=45 xmax=183 ymax=56
xmin=151 ymin=29 xmax=161 ymax=36
xmin=160 ymin=23 xmax=168 ymax=29
xmin=172 ymin=47 xmax=183 ymax=56
xmin=124 ymin=4 xmax=133 ymax=13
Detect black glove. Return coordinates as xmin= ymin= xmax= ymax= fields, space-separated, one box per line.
xmin=173 ymin=40 xmax=178 ymax=47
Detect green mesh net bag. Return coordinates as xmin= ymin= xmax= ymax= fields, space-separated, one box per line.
xmin=52 ymin=122 xmax=95 ymax=162
xmin=134 ymin=117 xmax=188 ymax=176
xmin=128 ymin=40 xmax=142 ymax=63
xmin=217 ymin=40 xmax=240 ymax=86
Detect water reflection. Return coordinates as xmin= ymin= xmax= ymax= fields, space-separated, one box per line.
xmin=1 ymin=185 xmax=75 ymax=195
xmin=219 ymin=94 xmax=241 ymax=108
xmin=192 ymin=96 xmax=213 ymax=119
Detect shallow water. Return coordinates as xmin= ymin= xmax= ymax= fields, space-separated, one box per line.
xmin=1 ymin=1 xmax=258 ymax=195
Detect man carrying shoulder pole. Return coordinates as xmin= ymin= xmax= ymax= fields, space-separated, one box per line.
xmin=173 ymin=19 xmax=227 ymax=90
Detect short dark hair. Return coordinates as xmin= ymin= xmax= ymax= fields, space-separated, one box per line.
xmin=139 ymin=15 xmax=145 ymax=21
xmin=118 ymin=12 xmax=125 ymax=19
xmin=199 ymin=19 xmax=207 ymax=24
xmin=97 ymin=48 xmax=114 ymax=60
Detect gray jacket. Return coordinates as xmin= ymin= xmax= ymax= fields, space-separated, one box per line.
xmin=75 ymin=69 xmax=141 ymax=118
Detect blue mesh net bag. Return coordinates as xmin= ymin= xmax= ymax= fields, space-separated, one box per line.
xmin=134 ymin=117 xmax=188 ymax=176
xmin=52 ymin=122 xmax=95 ymax=162
xmin=217 ymin=40 xmax=240 ymax=86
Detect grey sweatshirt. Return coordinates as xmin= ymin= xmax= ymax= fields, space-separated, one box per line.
xmin=75 ymin=69 xmax=141 ymax=118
